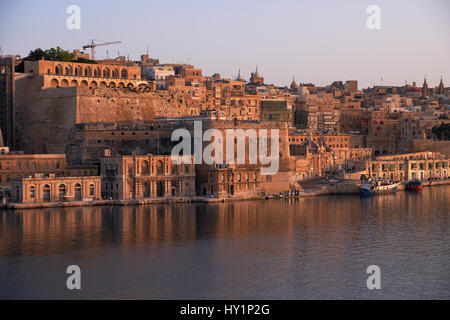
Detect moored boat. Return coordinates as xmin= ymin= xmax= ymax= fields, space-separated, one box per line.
xmin=405 ymin=179 xmax=423 ymax=192
xmin=360 ymin=179 xmax=400 ymax=196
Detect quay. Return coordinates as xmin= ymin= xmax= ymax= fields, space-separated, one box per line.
xmin=3 ymin=178 xmax=449 ymax=210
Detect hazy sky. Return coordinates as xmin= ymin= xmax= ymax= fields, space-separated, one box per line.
xmin=1 ymin=0 xmax=449 ymax=88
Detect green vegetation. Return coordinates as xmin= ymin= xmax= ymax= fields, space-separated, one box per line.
xmin=16 ymin=47 xmax=97 ymax=72
xmin=432 ymin=123 xmax=450 ymax=140
xmin=28 ymin=47 xmax=75 ymax=62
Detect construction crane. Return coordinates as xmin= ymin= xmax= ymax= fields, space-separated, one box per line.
xmin=82 ymin=39 xmax=122 ymax=60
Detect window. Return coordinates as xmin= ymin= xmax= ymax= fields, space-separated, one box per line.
xmin=75 ymin=183 xmax=82 ymax=201
xmin=59 ymin=184 xmax=66 ymax=199
xmin=89 ymin=184 xmax=95 ymax=196
xmin=141 ymin=161 xmax=149 ymax=175
xmin=30 ymin=186 xmax=35 ymax=199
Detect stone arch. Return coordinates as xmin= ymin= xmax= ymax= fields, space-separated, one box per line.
xmin=80 ymin=80 xmax=88 ymax=87
xmin=70 ymin=79 xmax=78 ymax=87
xmin=60 ymin=79 xmax=69 ymax=87
xmin=65 ymin=65 xmax=73 ymax=75
xmin=112 ymin=68 xmax=119 ymax=78
xmin=127 ymin=83 xmax=134 ymax=88
xmin=94 ymin=68 xmax=101 ymax=77
xmin=118 ymin=82 xmax=125 ymax=88
xmin=55 ymin=65 xmax=63 ymax=75
xmin=99 ymin=81 xmax=107 ymax=88
xmin=103 ymin=68 xmax=110 ymax=78
xmin=121 ymin=69 xmax=128 ymax=79
xmin=50 ymin=79 xmax=59 ymax=88
xmin=138 ymin=83 xmax=147 ymax=88
xmin=108 ymin=82 xmax=116 ymax=88
xmin=90 ymin=81 xmax=98 ymax=87
xmin=75 ymin=66 xmax=82 ymax=76
xmin=85 ymin=66 xmax=92 ymax=77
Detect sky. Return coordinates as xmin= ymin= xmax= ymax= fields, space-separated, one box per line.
xmin=0 ymin=0 xmax=449 ymax=89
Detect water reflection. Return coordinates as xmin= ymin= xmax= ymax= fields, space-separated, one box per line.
xmin=0 ymin=187 xmax=449 ymax=299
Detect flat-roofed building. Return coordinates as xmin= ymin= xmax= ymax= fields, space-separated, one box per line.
xmin=10 ymin=175 xmax=101 ymax=204
xmin=101 ymin=154 xmax=195 ymax=200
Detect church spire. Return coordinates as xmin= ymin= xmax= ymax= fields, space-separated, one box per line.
xmin=438 ymin=76 xmax=445 ymax=94
xmin=236 ymin=69 xmax=243 ymax=81
xmin=422 ymin=76 xmax=429 ymax=97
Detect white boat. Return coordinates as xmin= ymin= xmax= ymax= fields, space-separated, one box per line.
xmin=360 ymin=180 xmax=400 ymax=196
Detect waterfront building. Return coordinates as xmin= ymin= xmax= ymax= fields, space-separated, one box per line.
xmin=101 ymin=154 xmax=195 ymax=200
xmin=195 ymin=120 xmax=292 ymax=197
xmin=0 ymin=153 xmax=67 ymax=187
xmin=10 ymin=175 xmax=101 ymax=204
xmin=367 ymin=151 xmax=449 ymax=181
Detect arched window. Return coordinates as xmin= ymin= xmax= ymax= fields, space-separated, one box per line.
xmin=55 ymin=65 xmax=62 ymax=75
xmin=85 ymin=67 xmax=92 ymax=77
xmin=75 ymin=183 xmax=82 ymax=201
xmin=59 ymin=184 xmax=66 ymax=200
xmin=43 ymin=184 xmax=51 ymax=202
xmin=65 ymin=66 xmax=72 ymax=75
xmin=121 ymin=69 xmax=128 ymax=79
xmin=94 ymin=68 xmax=101 ymax=77
xmin=103 ymin=68 xmax=110 ymax=78
xmin=141 ymin=161 xmax=149 ymax=175
xmin=156 ymin=161 xmax=164 ymax=175
xmin=112 ymin=69 xmax=119 ymax=78
xmin=75 ymin=66 xmax=82 ymax=76
xmin=29 ymin=186 xmax=35 ymax=199
xmin=89 ymin=184 xmax=95 ymax=196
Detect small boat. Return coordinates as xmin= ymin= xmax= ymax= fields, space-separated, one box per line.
xmin=405 ymin=179 xmax=423 ymax=192
xmin=360 ymin=179 xmax=400 ymax=196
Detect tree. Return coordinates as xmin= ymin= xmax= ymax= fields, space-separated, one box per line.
xmin=26 ymin=47 xmax=75 ymax=62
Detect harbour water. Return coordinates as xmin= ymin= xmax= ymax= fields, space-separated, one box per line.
xmin=0 ymin=186 xmax=449 ymax=299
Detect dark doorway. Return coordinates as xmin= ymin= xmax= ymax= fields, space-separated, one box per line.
xmin=143 ymin=182 xmax=150 ymax=198
xmin=157 ymin=181 xmax=165 ymax=197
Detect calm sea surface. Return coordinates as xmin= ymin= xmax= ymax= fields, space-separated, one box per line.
xmin=1 ymin=186 xmax=449 ymax=299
